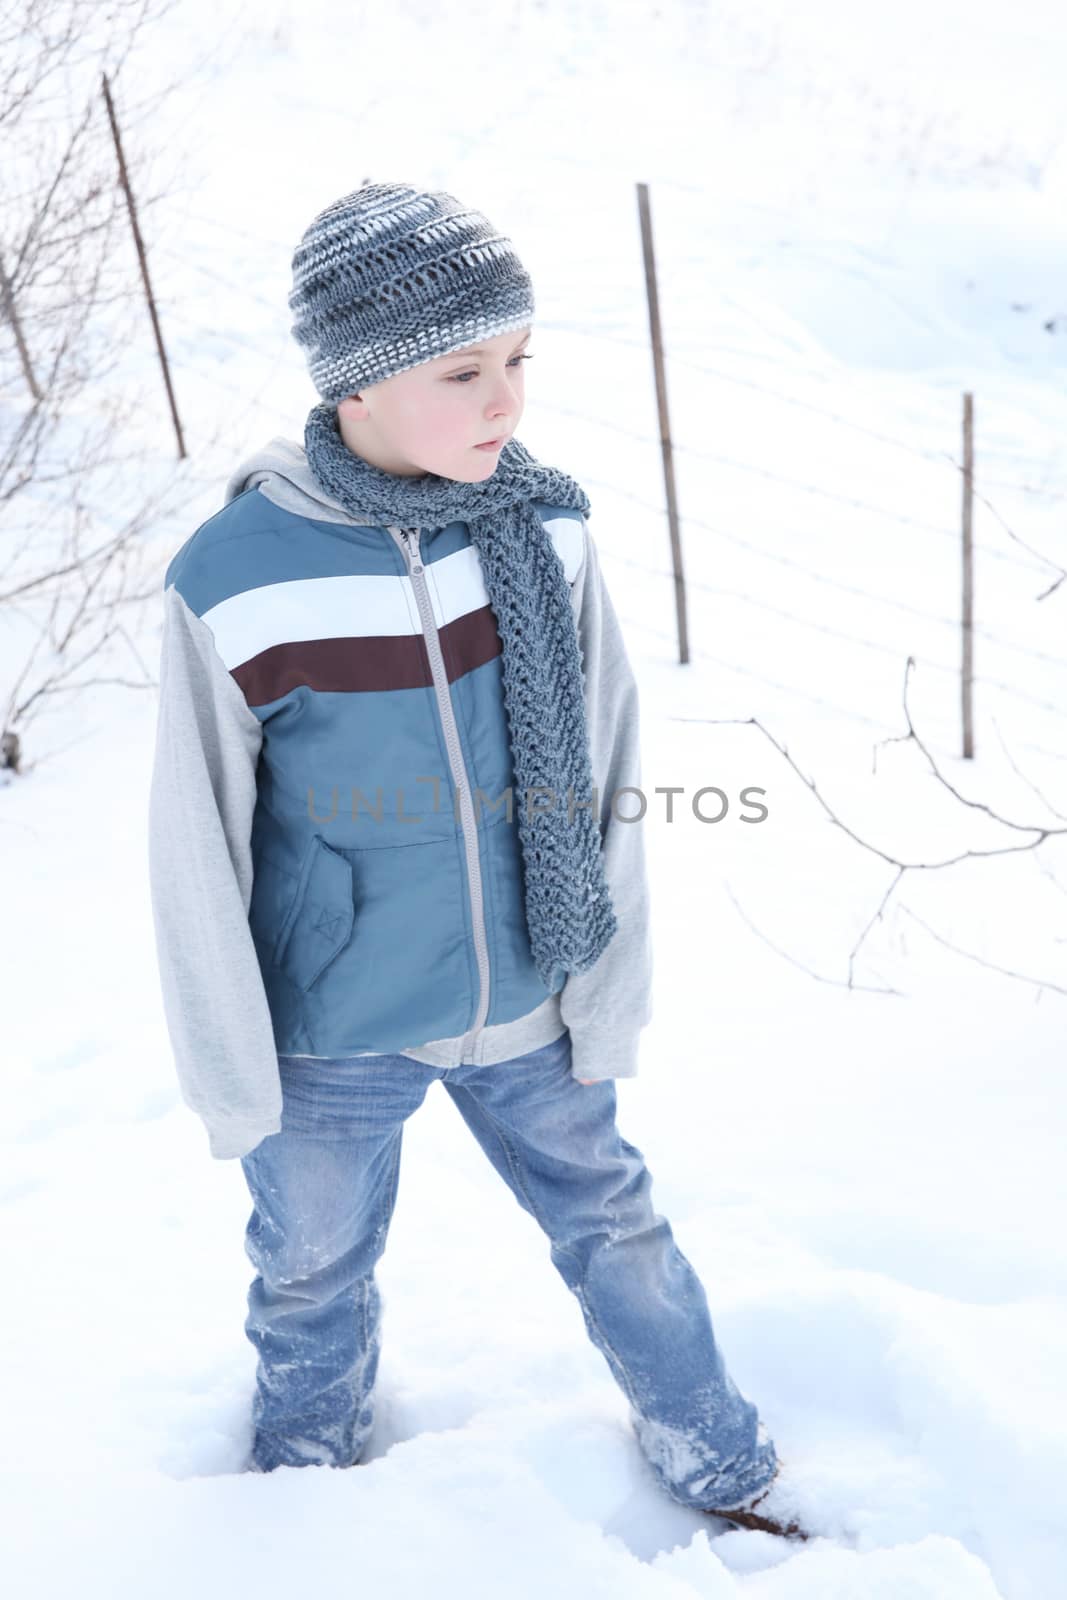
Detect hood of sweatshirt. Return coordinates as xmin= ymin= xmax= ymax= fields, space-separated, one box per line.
xmin=224 ymin=434 xmax=377 ymax=527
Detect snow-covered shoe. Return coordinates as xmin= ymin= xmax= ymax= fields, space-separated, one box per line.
xmin=702 ymin=1467 xmax=810 ymax=1541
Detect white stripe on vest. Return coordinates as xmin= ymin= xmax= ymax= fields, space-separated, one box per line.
xmin=201 ymin=515 xmax=585 ymax=671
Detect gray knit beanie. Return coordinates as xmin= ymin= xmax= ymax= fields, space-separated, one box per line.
xmin=288 ymin=180 xmax=536 ymax=405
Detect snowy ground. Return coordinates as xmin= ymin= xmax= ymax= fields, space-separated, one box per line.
xmin=3 ymin=1 xmax=1066 ymax=1596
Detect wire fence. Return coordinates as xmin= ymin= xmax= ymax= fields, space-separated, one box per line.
xmin=149 ymin=210 xmax=1066 ymax=765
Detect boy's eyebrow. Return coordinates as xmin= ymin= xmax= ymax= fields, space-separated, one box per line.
xmin=440 ymin=330 xmax=532 ymax=363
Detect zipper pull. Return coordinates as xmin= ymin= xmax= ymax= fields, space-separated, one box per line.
xmin=402 ymin=527 xmax=422 ymax=573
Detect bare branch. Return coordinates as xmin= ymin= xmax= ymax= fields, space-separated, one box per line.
xmin=0 ymin=0 xmax=198 ymax=769
xmin=720 ymin=879 xmax=902 ymax=996
xmin=669 ymin=657 xmax=1066 ymax=998
xmin=938 ymin=445 xmax=1067 ymax=599
xmin=896 ymin=905 xmax=1067 ymax=998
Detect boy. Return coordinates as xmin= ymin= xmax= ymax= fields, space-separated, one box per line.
xmin=147 ymin=180 xmax=806 ymax=1537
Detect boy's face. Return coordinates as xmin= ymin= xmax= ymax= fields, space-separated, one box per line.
xmin=336 ymin=326 xmax=532 ymax=482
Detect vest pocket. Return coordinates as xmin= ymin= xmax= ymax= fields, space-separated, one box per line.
xmin=272 ymin=834 xmax=355 ymax=992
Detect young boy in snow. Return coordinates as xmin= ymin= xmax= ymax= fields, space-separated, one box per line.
xmin=147 ymin=181 xmax=806 ymax=1537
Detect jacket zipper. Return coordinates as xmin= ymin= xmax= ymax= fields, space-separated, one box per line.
xmin=387 ymin=523 xmax=490 ymax=1058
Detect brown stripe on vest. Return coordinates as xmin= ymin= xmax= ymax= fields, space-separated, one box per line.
xmin=232 ymin=602 xmax=504 ymax=707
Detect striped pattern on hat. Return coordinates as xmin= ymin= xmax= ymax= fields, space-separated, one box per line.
xmin=288 ymin=181 xmax=536 ymax=405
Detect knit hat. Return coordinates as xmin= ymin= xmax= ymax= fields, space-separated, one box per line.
xmin=288 ymin=181 xmax=536 ymax=405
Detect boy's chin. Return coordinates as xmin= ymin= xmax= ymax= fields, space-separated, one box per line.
xmin=434 ymin=456 xmax=500 ymax=483
xmin=405 ymin=444 xmax=502 ymax=482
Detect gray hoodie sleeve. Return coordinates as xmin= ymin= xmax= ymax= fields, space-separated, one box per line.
xmin=147 ymin=582 xmax=283 ymax=1159
xmin=559 ymin=517 xmax=654 ymax=1082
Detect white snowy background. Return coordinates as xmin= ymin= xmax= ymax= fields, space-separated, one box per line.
xmin=2 ymin=1 xmax=1066 ymax=1595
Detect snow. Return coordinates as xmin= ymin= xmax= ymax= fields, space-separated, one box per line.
xmin=2 ymin=0 xmax=1066 ymax=1595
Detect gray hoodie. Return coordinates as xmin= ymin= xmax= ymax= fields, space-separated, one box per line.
xmin=147 ymin=437 xmax=653 ymax=1158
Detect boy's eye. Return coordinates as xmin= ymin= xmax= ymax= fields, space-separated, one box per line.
xmin=448 ymin=352 xmax=534 ymax=384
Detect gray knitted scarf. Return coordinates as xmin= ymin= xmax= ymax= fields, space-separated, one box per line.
xmin=303 ymin=401 xmax=617 ymax=989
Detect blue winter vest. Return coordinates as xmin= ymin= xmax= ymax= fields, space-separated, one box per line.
xmin=165 ymin=485 xmax=586 ymax=1058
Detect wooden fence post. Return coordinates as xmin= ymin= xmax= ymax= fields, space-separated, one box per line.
xmin=636 ymin=181 xmax=689 ymax=665
xmin=101 ymin=71 xmax=186 ymax=459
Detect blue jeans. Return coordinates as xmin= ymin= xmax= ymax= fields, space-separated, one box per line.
xmin=239 ymin=1030 xmax=778 ymax=1507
